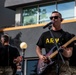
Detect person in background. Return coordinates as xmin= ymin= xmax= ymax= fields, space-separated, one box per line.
xmin=36 ymin=11 xmax=75 ymax=75
xmin=0 ymin=34 xmax=22 ymax=75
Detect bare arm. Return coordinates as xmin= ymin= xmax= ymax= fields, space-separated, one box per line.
xmin=36 ymin=46 xmax=47 ymax=61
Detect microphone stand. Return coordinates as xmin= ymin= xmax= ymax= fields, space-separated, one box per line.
xmin=48 ymin=25 xmax=65 ymax=75
xmin=21 ymin=49 xmax=25 ymax=75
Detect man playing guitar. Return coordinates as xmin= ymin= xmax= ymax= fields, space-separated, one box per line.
xmin=36 ymin=11 xmax=75 ymax=75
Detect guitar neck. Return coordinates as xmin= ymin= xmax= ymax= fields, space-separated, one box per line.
xmin=48 ymin=50 xmax=58 ymax=59
xmin=63 ymin=36 xmax=76 ymax=47
xmin=48 ymin=36 xmax=76 ymax=59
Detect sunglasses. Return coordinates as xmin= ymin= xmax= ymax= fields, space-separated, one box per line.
xmin=50 ymin=16 xmax=60 ymax=20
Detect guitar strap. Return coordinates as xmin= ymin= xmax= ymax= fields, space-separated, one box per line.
xmin=57 ymin=29 xmax=66 ymax=46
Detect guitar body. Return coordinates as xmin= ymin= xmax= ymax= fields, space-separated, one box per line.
xmin=37 ymin=46 xmax=56 ymax=75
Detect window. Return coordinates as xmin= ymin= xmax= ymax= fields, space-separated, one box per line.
xmin=22 ymin=7 xmax=38 ymax=26
xmin=39 ymin=3 xmax=56 ymax=23
xmin=26 ymin=59 xmax=38 ymax=75
xmin=22 ymin=0 xmax=75 ymax=26
xmin=22 ymin=2 xmax=56 ymax=25
xmin=58 ymin=1 xmax=75 ymax=19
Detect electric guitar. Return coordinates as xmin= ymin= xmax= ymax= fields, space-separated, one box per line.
xmin=37 ymin=36 xmax=76 ymax=75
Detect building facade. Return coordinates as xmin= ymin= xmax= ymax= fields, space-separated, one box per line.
xmin=0 ymin=0 xmax=76 ymax=75
xmin=0 ymin=0 xmax=15 ymax=28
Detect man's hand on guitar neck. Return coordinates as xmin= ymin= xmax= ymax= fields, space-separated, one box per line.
xmin=61 ymin=46 xmax=73 ymax=58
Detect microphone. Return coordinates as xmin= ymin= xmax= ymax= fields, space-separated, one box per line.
xmin=43 ymin=21 xmax=54 ymax=29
